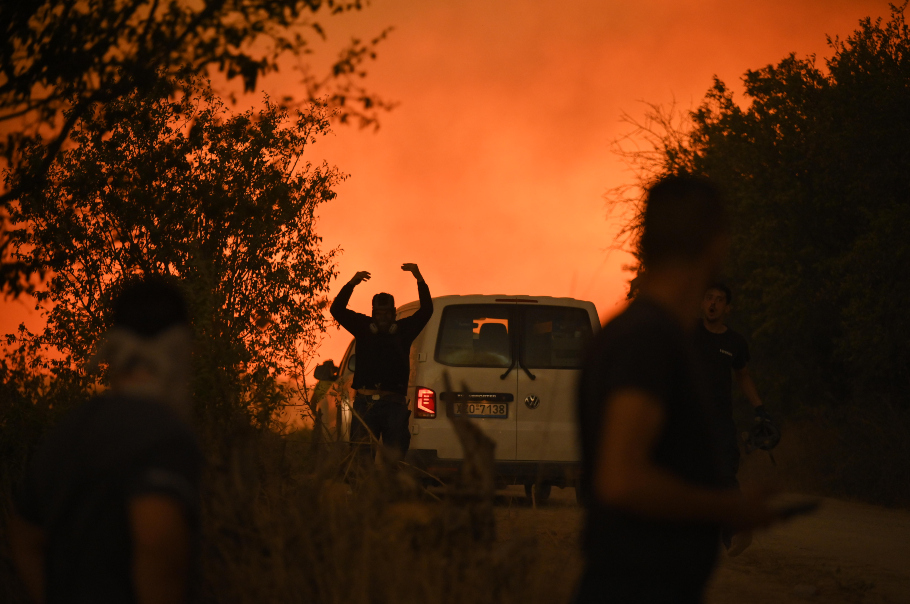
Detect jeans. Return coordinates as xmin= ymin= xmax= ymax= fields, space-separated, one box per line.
xmin=714 ymin=418 xmax=741 ymax=489
xmin=350 ymin=393 xmax=412 ymax=456
xmin=715 ymin=418 xmax=741 ymax=548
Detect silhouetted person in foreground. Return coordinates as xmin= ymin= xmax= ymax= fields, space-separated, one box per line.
xmin=574 ymin=176 xmax=776 ymax=603
xmin=9 ymin=276 xmax=200 ymax=604
xmin=330 ymin=263 xmax=433 ymax=459
xmin=694 ymin=282 xmax=770 ymax=556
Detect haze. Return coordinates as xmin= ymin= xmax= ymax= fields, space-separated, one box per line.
xmin=0 ymin=0 xmax=887 ymax=369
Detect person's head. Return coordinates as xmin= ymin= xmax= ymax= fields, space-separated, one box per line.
xmin=313 ymin=359 xmax=339 ymax=382
xmin=112 ymin=275 xmax=189 ymax=336
xmin=94 ymin=275 xmax=194 ymax=419
xmin=702 ymin=282 xmax=732 ymax=323
xmin=639 ymin=175 xmax=729 ymax=279
xmin=371 ymin=292 xmax=396 ymax=330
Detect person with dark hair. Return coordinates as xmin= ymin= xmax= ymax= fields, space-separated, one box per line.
xmin=330 ymin=263 xmax=433 ymax=458
xmin=694 ymin=281 xmax=770 ymax=556
xmin=574 ymin=175 xmax=777 ymax=603
xmin=8 ymin=275 xmax=201 ymax=604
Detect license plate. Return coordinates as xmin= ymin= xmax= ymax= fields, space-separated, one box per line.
xmin=453 ymin=402 xmax=509 ymax=418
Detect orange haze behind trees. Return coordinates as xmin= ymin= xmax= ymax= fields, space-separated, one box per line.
xmin=0 ymin=0 xmax=887 ymax=377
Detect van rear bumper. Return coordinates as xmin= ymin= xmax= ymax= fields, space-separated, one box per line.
xmin=406 ymin=449 xmax=580 ymax=487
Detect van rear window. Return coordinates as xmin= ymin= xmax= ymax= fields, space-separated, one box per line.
xmin=521 ymin=306 xmax=594 ymax=369
xmin=435 ymin=305 xmax=512 ymax=368
xmin=435 ymin=304 xmax=594 ymax=370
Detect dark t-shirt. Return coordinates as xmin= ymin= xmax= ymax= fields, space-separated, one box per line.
xmin=15 ymin=394 xmax=201 ymax=604
xmin=692 ymin=321 xmax=750 ymax=422
xmin=576 ymin=298 xmax=722 ymax=595
xmin=330 ymin=281 xmax=433 ymax=395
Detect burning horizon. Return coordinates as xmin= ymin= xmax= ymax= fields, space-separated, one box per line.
xmin=0 ymin=0 xmax=887 ymax=371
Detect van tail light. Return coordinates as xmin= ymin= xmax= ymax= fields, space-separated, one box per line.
xmin=415 ymin=387 xmax=436 ymax=418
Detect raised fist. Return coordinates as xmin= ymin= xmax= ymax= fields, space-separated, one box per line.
xmin=401 ymin=263 xmax=424 ymax=282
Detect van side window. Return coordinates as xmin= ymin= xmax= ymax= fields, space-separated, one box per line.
xmin=521 ymin=306 xmax=594 ymax=369
xmin=435 ymin=305 xmax=512 ymax=368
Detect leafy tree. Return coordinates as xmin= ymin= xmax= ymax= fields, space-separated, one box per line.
xmin=3 ymin=74 xmax=341 ymax=428
xmin=611 ymin=4 xmax=910 ymax=410
xmin=0 ymin=0 xmax=391 ymax=294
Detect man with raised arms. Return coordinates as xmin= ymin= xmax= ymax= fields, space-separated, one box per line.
xmin=330 ymin=263 xmax=433 ymax=459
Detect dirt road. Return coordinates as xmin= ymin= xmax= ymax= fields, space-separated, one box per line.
xmin=494 ymin=487 xmax=910 ymax=603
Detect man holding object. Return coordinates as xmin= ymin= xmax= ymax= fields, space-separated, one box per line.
xmin=330 ymin=263 xmax=433 ymax=459
xmin=695 ymin=282 xmax=771 ymax=556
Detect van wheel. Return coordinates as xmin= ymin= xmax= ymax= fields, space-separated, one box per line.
xmin=524 ymin=482 xmax=552 ymax=504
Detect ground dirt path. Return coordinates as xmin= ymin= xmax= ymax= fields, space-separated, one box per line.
xmin=493 ymin=487 xmax=910 ymax=603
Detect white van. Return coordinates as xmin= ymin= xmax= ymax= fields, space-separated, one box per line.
xmin=316 ymin=294 xmax=599 ymax=501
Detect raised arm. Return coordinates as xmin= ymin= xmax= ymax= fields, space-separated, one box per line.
xmin=330 ymin=272 xmax=372 ymax=334
xmin=401 ymin=263 xmax=423 ymax=283
xmin=401 ymin=263 xmax=433 ymax=328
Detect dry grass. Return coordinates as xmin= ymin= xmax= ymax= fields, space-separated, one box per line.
xmin=0 ymin=404 xmax=549 ymax=604
xmin=4 ymin=400 xmax=908 ymax=603
xmin=197 ymin=426 xmax=544 ymax=604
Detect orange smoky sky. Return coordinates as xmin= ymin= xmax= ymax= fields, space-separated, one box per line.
xmin=0 ymin=0 xmax=888 ymax=371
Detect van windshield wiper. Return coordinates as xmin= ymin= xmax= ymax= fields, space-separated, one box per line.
xmin=514 ymin=311 xmax=535 ymax=380
xmin=500 ymin=356 xmax=516 ymax=380
xmin=519 ymin=358 xmax=536 ymax=380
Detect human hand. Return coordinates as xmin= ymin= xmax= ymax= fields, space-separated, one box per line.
xmin=754 ymin=405 xmax=771 ymax=422
xmin=401 ymin=263 xmax=423 ymax=281
xmin=351 ymin=271 xmax=371 ymax=285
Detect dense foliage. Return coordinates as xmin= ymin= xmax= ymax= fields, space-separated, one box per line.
xmin=614 ymin=5 xmax=910 ymax=411
xmin=0 ymin=0 xmax=390 ymax=294
xmin=2 ymin=75 xmax=341 ymax=442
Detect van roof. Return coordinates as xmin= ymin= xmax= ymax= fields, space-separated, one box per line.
xmin=396 ymin=294 xmax=597 ymax=315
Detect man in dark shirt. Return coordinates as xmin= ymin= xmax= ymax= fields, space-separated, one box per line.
xmin=575 ymin=176 xmax=776 ymax=603
xmin=8 ymin=276 xmax=201 ymax=604
xmin=694 ymin=282 xmax=769 ymax=555
xmin=330 ymin=263 xmax=433 ymax=458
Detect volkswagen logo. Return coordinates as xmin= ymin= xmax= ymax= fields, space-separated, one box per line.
xmin=524 ymin=395 xmax=540 ymax=409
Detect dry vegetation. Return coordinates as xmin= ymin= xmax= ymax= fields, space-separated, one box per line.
xmin=0 ymin=411 xmax=554 ymax=604
xmin=2 ymin=397 xmax=908 ymax=604
xmin=196 ymin=417 xmax=545 ymax=604
xmin=196 ymin=402 xmax=910 ymax=604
